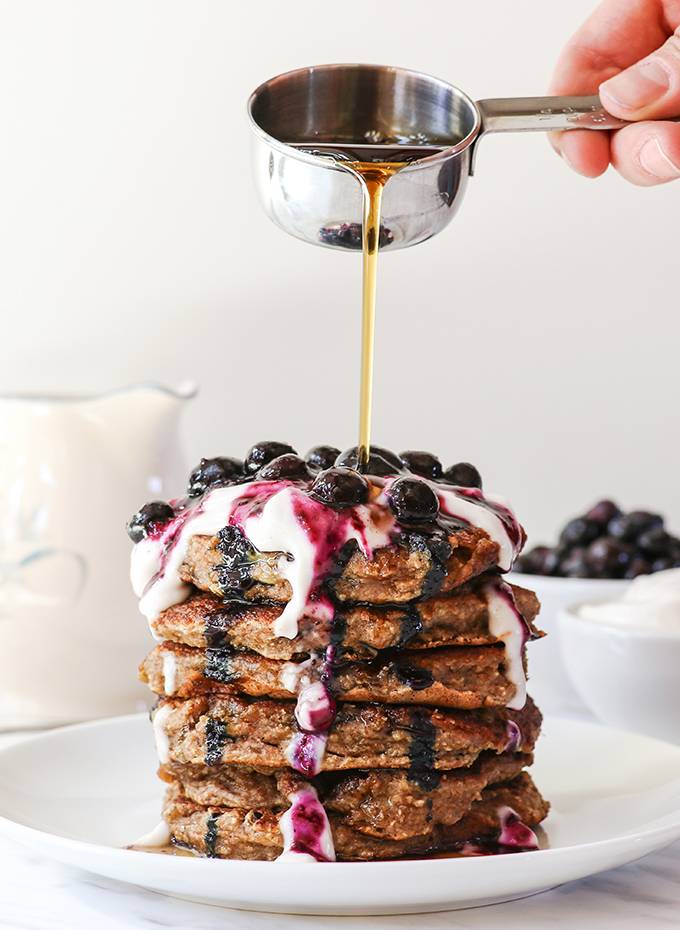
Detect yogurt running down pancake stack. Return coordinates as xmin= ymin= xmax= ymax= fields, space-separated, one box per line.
xmin=129 ymin=443 xmax=549 ymax=861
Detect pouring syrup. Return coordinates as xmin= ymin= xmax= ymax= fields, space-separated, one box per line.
xmin=347 ymin=160 xmax=403 ymax=468
xmin=337 ymin=146 xmax=436 ymax=468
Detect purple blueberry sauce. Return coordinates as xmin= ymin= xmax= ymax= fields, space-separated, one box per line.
xmin=497 ymin=806 xmax=540 ymax=850
xmin=505 ymin=720 xmax=523 ymax=752
xmin=284 ymin=789 xmax=334 ymax=862
xmin=456 ymin=807 xmax=540 ymax=856
xmin=289 ymin=642 xmax=339 ymax=776
xmin=441 ymin=485 xmax=525 ymax=558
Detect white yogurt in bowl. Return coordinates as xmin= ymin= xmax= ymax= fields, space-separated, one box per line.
xmin=558 ymin=569 xmax=680 ymax=742
xmin=577 ymin=569 xmax=680 ymax=634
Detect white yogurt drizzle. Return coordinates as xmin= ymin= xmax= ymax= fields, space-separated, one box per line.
xmin=281 ymin=656 xmax=334 ymax=776
xmin=277 ymin=787 xmax=336 ymax=862
xmin=131 ymin=480 xmax=522 ymax=642
xmin=162 ymin=651 xmax=177 ymax=696
xmin=131 ymin=482 xmax=394 ymax=640
xmin=132 ymin=820 xmax=171 ymax=848
xmin=497 ymin=805 xmax=540 ymax=850
xmin=436 ymin=485 xmax=521 ymax=572
xmin=295 ymin=681 xmax=332 ymax=731
xmin=152 ymin=702 xmax=173 ymax=764
xmin=486 ymin=579 xmax=529 ymax=711
xmin=280 ymin=656 xmax=316 ymax=694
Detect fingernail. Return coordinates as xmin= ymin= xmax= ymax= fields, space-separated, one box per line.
xmin=601 ymin=59 xmax=669 ymax=111
xmin=638 ymin=137 xmax=680 ymax=180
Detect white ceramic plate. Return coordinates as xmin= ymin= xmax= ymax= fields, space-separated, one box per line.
xmin=0 ymin=715 xmax=679 ymax=916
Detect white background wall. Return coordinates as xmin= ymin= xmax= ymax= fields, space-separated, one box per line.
xmin=0 ymin=0 xmax=677 ymax=543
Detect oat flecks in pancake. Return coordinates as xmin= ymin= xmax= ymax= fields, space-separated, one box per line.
xmin=151 ymin=694 xmax=542 ymax=772
xmin=163 ymin=771 xmax=549 ymax=861
xmin=179 ymin=524 xmax=500 ymax=605
xmin=150 ymin=582 xmax=541 ymax=659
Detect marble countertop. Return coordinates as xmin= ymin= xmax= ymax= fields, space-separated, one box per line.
xmin=2 ymin=727 xmax=679 ymax=929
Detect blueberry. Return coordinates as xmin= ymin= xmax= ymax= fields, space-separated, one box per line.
xmin=515 ymin=545 xmax=556 ymax=575
xmin=258 ymin=454 xmax=311 ymax=481
xmin=126 ymin=501 xmax=174 ymax=543
xmin=637 ymin=526 xmax=675 ymax=557
xmin=187 ymin=457 xmax=243 ymax=497
xmin=387 ymin=477 xmax=440 ymax=523
xmin=441 ymin=462 xmax=482 ymax=489
xmin=651 ymin=556 xmax=680 ymax=572
xmin=399 ymin=450 xmax=442 ymax=480
xmin=624 ymin=556 xmax=652 ymax=579
xmin=318 ymin=222 xmax=393 ymax=250
xmin=586 ymin=538 xmax=632 ymax=578
xmin=608 ymin=511 xmax=663 ymax=542
xmin=584 ymin=500 xmax=621 ymax=527
xmin=305 ymin=445 xmax=341 ymax=472
xmin=559 ymin=517 xmax=601 ymax=548
xmin=215 ymin=525 xmax=256 ymax=595
xmin=309 ymin=466 xmax=369 ymax=508
xmin=335 ymin=445 xmax=404 ymax=477
xmin=244 ymin=441 xmax=297 ymax=474
xmin=558 ymin=546 xmax=590 ymax=578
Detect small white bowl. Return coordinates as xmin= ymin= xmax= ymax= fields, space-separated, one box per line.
xmin=508 ymin=573 xmax=630 ymax=716
xmin=558 ymin=602 xmax=680 ymax=743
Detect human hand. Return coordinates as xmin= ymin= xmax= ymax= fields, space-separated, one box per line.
xmin=550 ymin=0 xmax=680 ymax=184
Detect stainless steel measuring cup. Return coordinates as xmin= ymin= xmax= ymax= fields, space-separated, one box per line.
xmin=247 ymin=63 xmax=637 ymax=251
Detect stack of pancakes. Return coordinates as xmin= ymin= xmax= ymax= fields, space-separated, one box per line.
xmin=135 ymin=473 xmax=548 ymax=861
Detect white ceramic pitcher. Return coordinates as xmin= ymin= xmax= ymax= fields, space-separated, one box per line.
xmin=0 ymin=383 xmax=195 ymax=728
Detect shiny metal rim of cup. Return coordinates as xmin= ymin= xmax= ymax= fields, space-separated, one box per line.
xmin=246 ymin=62 xmax=481 ymax=173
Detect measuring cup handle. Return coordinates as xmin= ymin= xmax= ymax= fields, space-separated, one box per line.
xmin=475 ymin=95 xmax=629 ymax=134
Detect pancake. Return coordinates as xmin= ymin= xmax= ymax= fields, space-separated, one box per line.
xmin=152 ymin=694 xmax=541 ymax=772
xmin=142 ymin=639 xmax=525 ymax=708
xmin=161 ymin=750 xmax=531 ymax=834
xmin=179 ymin=523 xmax=501 ymax=606
xmin=162 ymin=771 xmax=549 ymax=861
xmin=163 ymin=751 xmax=530 ymax=842
xmin=150 ymin=582 xmax=542 ymax=660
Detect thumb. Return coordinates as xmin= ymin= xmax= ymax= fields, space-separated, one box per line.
xmin=600 ymin=27 xmax=680 ymax=120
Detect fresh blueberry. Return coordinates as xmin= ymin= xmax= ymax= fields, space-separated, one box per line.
xmin=399 ymin=450 xmax=442 ymax=480
xmin=215 ymin=525 xmax=256 ymax=594
xmin=586 ymin=538 xmax=632 ymax=578
xmin=187 ymin=457 xmax=243 ymax=497
xmin=309 ymin=466 xmax=370 ymax=508
xmin=515 ymin=545 xmax=561 ymax=576
xmin=258 ymin=454 xmax=311 ymax=481
xmin=651 ymin=556 xmax=676 ymax=573
xmin=624 ymin=556 xmax=652 ymax=579
xmin=584 ymin=499 xmax=621 ymax=527
xmin=558 ymin=546 xmax=590 ymax=578
xmin=559 ymin=517 xmax=601 ymax=548
xmin=637 ymin=526 xmax=675 ymax=557
xmin=126 ymin=501 xmax=174 ymax=543
xmin=335 ymin=445 xmax=404 ymax=477
xmin=607 ymin=511 xmax=663 ymax=542
xmin=387 ymin=477 xmax=440 ymax=523
xmin=305 ymin=445 xmax=341 ymax=472
xmin=441 ymin=462 xmax=482 ymax=489
xmin=244 ymin=441 xmax=297 ymax=474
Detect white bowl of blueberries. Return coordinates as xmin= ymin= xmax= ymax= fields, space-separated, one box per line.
xmin=510 ymin=500 xmax=680 ymax=717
